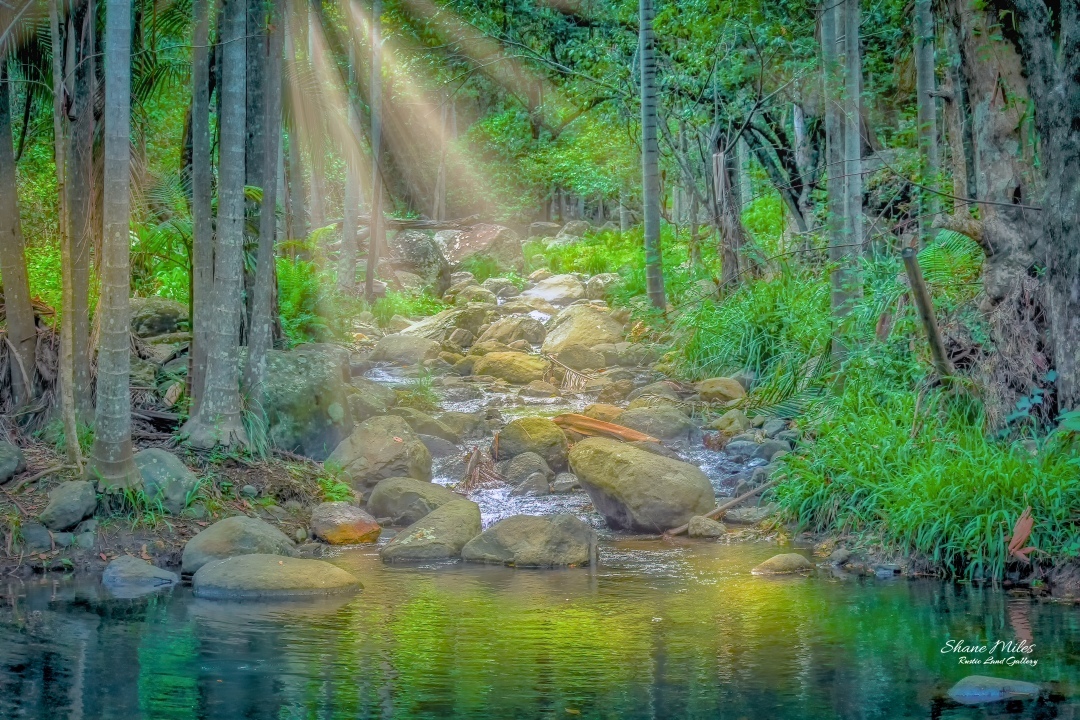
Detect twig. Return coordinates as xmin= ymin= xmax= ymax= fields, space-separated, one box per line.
xmin=665 ymin=479 xmax=779 ymax=537
xmin=9 ymin=464 xmax=71 ymax=492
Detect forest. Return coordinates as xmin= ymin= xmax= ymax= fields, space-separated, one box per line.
xmin=2 ymin=0 xmax=1080 ymax=592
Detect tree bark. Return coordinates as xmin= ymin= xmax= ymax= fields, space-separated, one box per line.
xmin=190 ymin=0 xmax=213 ymax=409
xmin=183 ymin=0 xmax=248 ymax=449
xmin=639 ymin=0 xmax=665 ymax=308
xmin=842 ymin=0 xmax=864 ymax=255
xmin=243 ymin=0 xmax=267 ymax=337
xmin=365 ymin=0 xmax=384 ymax=301
xmin=339 ymin=42 xmax=360 ymax=291
xmin=89 ymin=0 xmax=139 ymax=487
xmin=0 ymin=60 xmax=37 ymax=409
xmin=915 ymin=0 xmax=940 ymax=240
xmin=714 ymin=148 xmax=751 ymax=289
xmin=244 ymin=0 xmax=283 ymax=397
xmin=822 ymin=0 xmax=854 ymax=315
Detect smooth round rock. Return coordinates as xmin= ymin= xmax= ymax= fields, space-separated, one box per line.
xmin=102 ymin=556 xmax=179 ymax=598
xmin=751 ymin=553 xmax=813 ymax=575
xmin=181 ymin=516 xmax=296 ymax=575
xmin=192 ymin=554 xmax=361 ymax=599
xmin=310 ymin=502 xmax=381 ymax=544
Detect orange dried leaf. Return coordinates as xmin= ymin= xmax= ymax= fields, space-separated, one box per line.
xmin=552 ymin=413 xmax=660 ymax=444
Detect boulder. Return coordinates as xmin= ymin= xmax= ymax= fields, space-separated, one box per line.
xmin=750 ymin=553 xmax=813 ymax=575
xmin=558 ymin=220 xmax=590 ymax=238
xmin=496 ymin=417 xmax=569 ymax=470
xmin=521 ymin=274 xmax=585 ymax=306
xmin=438 ymin=411 xmax=488 ymax=440
xmin=102 ymin=556 xmax=179 ymax=597
xmin=477 ymin=316 xmax=546 ymax=346
xmin=257 ymin=344 xmax=355 ymax=460
xmin=528 ymin=268 xmax=553 ymax=282
xmin=596 ymin=379 xmax=635 ymax=404
xmin=350 ymin=375 xmax=399 ymax=409
xmin=468 ymin=340 xmax=513 ymax=356
xmin=722 ymin=440 xmax=759 ymax=462
xmin=461 ymin=514 xmax=596 ymax=567
xmin=130 ymin=357 xmax=158 ymax=387
xmin=401 ymin=305 xmax=490 ymax=342
xmin=754 ymin=439 xmax=791 ymax=462
xmin=709 ymin=409 xmax=751 ymax=435
xmin=130 ymin=297 xmax=188 ymax=337
xmin=310 ymin=502 xmax=382 ymax=544
xmin=541 ymin=305 xmax=623 ymax=354
xmin=582 ymin=403 xmax=624 ymax=423
xmin=388 ymin=407 xmax=461 ymax=443
xmin=454 ymin=285 xmax=498 ymax=306
xmin=688 ymin=516 xmax=726 ymax=538
xmin=585 ymin=273 xmax=621 ymax=300
xmin=696 ymin=377 xmax=747 ymax=403
xmin=726 ymin=504 xmax=778 ymax=525
xmin=556 ymin=344 xmax=606 ymax=371
xmin=379 ymin=499 xmax=482 ymax=562
xmin=616 ymin=407 xmax=701 ymax=447
xmin=946 ymin=676 xmax=1041 ymax=705
xmin=498 ymin=451 xmax=553 ymax=485
xmin=181 ymin=516 xmax=296 ymax=575
xmin=366 ymin=476 xmax=461 ymax=525
xmin=387 ymin=229 xmax=451 ymax=296
xmin=511 ymin=472 xmax=550 ymax=496
xmin=419 ymin=434 xmax=458 ymax=458
xmin=626 ymin=381 xmax=680 ymax=404
xmin=0 ymin=440 xmax=26 ymax=484
xmin=192 ymin=554 xmax=361 ymax=599
xmin=327 ymin=415 xmax=432 ymax=490
xmin=472 ymin=352 xmax=550 ymax=385
xmin=371 ymin=334 xmax=441 ymax=365
xmin=520 ymin=380 xmax=561 ymax=398
xmin=20 ymin=521 xmax=53 ymax=551
xmin=441 ymin=224 xmax=525 ymax=270
xmin=528 ymin=221 xmax=562 ymax=237
xmin=552 ymin=472 xmax=581 ymax=493
xmin=134 ymin=449 xmax=199 ymax=515
xmin=569 ymin=438 xmax=714 ymax=532
xmin=38 ymin=481 xmax=97 ymax=531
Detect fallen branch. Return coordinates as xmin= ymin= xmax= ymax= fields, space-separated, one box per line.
xmin=552 ymin=413 xmax=660 ymax=443
xmin=664 ymin=479 xmax=779 ymax=537
xmin=9 ymin=464 xmax=73 ymax=492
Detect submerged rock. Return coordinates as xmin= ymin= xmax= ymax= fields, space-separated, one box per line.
xmin=367 ymin=476 xmax=461 ymax=525
xmin=327 ymin=415 xmax=432 ymax=490
xmin=946 ymin=675 xmax=1041 ymax=705
xmin=379 ymin=499 xmax=482 ymax=562
xmin=461 ymin=514 xmax=597 ymax=567
xmin=688 ymin=516 xmax=726 ymax=538
xmin=181 ymin=516 xmax=296 ymax=575
xmin=496 ymin=417 xmax=569 ymax=471
xmin=472 ymin=352 xmax=550 ymax=384
xmin=192 ymin=554 xmax=361 ymax=599
xmin=102 ymin=556 xmax=179 ymax=597
xmin=498 ymin=451 xmax=553 ymax=485
xmin=569 ymin=438 xmax=714 ymax=532
xmin=135 ymin=448 xmax=198 ymax=514
xmin=750 ymin=553 xmax=813 ymax=575
xmin=38 ymin=481 xmax=97 ymax=531
xmin=510 ymin=472 xmax=550 ymax=497
xmin=310 ymin=502 xmax=382 ymax=544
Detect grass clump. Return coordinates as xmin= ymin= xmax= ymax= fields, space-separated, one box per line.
xmin=370 ymin=291 xmax=448 ymax=328
xmin=394 ymin=373 xmax=439 ymax=411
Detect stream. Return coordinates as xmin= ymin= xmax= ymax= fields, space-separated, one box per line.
xmin=3 ymin=356 xmax=1079 ymax=718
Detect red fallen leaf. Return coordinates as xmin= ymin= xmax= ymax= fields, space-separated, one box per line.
xmin=393 ymin=437 xmax=403 ymax=443
xmin=195 ymin=521 xmax=209 ymax=527
xmin=99 ymin=553 xmax=107 ymax=561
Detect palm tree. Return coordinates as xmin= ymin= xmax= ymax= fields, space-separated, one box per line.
xmin=639 ymin=0 xmax=665 ymax=308
xmin=183 ymin=0 xmax=248 ymax=448
xmin=89 ymin=0 xmax=140 ymax=487
xmin=189 ymin=0 xmax=213 ymax=408
xmin=365 ymin=0 xmax=384 ymax=301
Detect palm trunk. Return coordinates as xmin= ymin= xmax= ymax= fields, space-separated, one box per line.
xmin=364 ymin=0 xmax=384 ymax=301
xmin=339 ymin=42 xmax=360 ymax=291
xmin=189 ymin=0 xmax=213 ymax=407
xmin=915 ymin=0 xmax=940 ymax=240
xmin=822 ymin=0 xmax=854 ymax=316
xmin=0 ymin=61 xmax=37 ymax=409
xmin=244 ymin=0 xmax=284 ymax=396
xmin=50 ymin=0 xmax=83 ymax=467
xmin=286 ymin=125 xmax=307 ymax=243
xmin=89 ymin=0 xmax=139 ymax=487
xmin=183 ymin=0 xmax=248 ymax=449
xmin=618 ymin=186 xmax=630 ymax=231
xmin=842 ymin=0 xmax=864 ymax=255
xmin=243 ymin=0 xmax=266 ymax=333
xmin=639 ymin=0 xmax=665 ymax=308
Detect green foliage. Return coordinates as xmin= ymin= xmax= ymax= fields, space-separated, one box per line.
xmin=39 ymin=419 xmax=95 ymax=456
xmin=456 ymin=254 xmax=503 ymax=283
xmin=317 ymin=464 xmax=356 ymax=503
xmin=276 ymin=255 xmax=361 ymax=345
xmin=110 ymin=486 xmax=172 ymax=531
xmin=370 ymin=291 xmax=448 ymax=328
xmin=395 ymin=373 xmax=439 ymax=412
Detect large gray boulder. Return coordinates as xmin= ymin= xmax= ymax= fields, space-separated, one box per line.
xmin=497 ymin=451 xmax=553 ymax=485
xmin=569 ymin=438 xmax=715 ymax=532
xmin=38 ymin=481 xmax=97 ymax=531
xmin=541 ymin=305 xmax=623 ymax=354
xmin=327 ymin=415 xmax=432 ymax=490
xmin=616 ymin=407 xmax=702 ymax=447
xmin=462 ymin=514 xmax=596 ymax=567
xmin=388 ymin=229 xmax=451 ymax=296
xmin=367 ymin=476 xmax=461 ymax=525
xmin=348 ymin=376 xmax=397 ymax=422
xmin=521 ymin=274 xmax=585 ymax=306
xmin=495 ymin=417 xmax=569 ymax=471
xmin=401 ymin=305 xmax=490 ymax=342
xmin=441 ymin=224 xmax=525 ymax=270
xmin=388 ymin=407 xmax=461 ymax=443
xmin=135 ymin=448 xmax=199 ymax=514
xmin=379 ymin=499 xmax=482 ymax=562
xmin=102 ymin=556 xmax=179 ymax=598
xmin=471 ymin=352 xmax=550 ymax=385
xmin=181 ymin=516 xmax=296 ymax=575
xmin=371 ymin=334 xmax=441 ymax=365
xmin=0 ymin=440 xmax=26 ymax=484
xmin=257 ymin=344 xmax=354 ymax=460
xmin=476 ymin=316 xmax=546 ymax=346
xmin=192 ymin=554 xmax=361 ymax=599
xmin=309 ymin=502 xmax=381 ymax=544
xmin=130 ymin=296 xmax=188 ymax=337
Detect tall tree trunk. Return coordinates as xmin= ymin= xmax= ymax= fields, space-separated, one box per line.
xmin=431 ymin=97 xmax=448 ymax=222
xmin=940 ymin=27 xmax=970 ymax=205
xmin=364 ymin=0 xmax=384 ymax=301
xmin=67 ymin=0 xmax=94 ymax=420
xmin=305 ymin=4 xmax=325 ymax=233
xmin=714 ymin=148 xmax=751 ymax=288
xmin=51 ymin=0 xmax=82 ymax=467
xmin=244 ymin=0 xmax=283 ymax=396
xmin=914 ymin=0 xmax=940 ymax=240
xmin=242 ymin=0 xmax=267 ymax=339
xmin=339 ymin=42 xmax=360 ymax=291
xmin=286 ymin=125 xmax=307 ymax=242
xmin=89 ymin=0 xmax=139 ymax=487
xmin=639 ymin=0 xmax=665 ymax=308
xmin=618 ymin=185 xmax=630 ymax=232
xmin=842 ymin=0 xmax=864 ymax=255
xmin=183 ymin=0 xmax=248 ymax=449
xmin=0 ymin=60 xmax=37 ymax=409
xmin=822 ymin=0 xmax=854 ymax=316
xmin=190 ymin=0 xmax=213 ymax=408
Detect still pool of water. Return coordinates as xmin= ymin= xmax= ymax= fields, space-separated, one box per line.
xmin=2 ymin=540 xmax=1078 ymax=719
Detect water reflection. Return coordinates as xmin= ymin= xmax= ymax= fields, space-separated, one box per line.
xmin=3 ymin=540 xmax=1078 ymax=719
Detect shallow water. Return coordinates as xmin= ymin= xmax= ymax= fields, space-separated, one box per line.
xmin=2 ymin=541 xmax=1079 ymax=719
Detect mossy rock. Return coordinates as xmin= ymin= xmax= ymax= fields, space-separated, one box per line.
xmin=472 ymin=352 xmax=550 ymax=385
xmin=496 ymin=416 xmax=569 ymax=471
